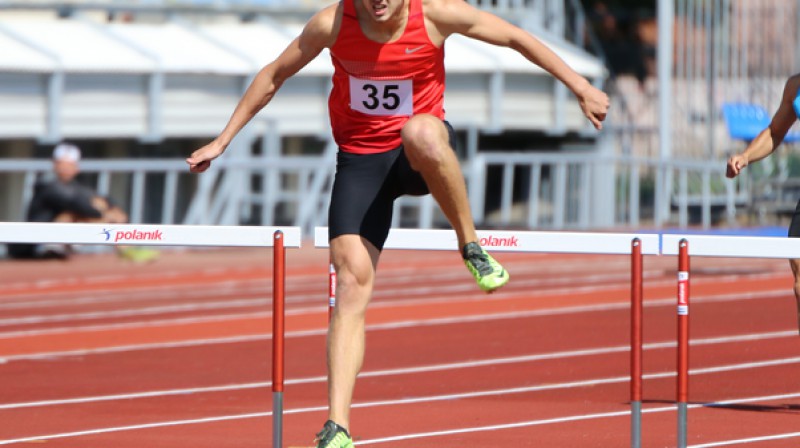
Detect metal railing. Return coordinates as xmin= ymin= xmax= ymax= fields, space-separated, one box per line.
xmin=0 ymin=154 xmax=333 ymax=231
xmin=468 ymin=152 xmax=747 ymax=230
xmin=1 ymin=150 xmax=749 ymax=237
xmin=393 ymin=151 xmax=750 ymax=231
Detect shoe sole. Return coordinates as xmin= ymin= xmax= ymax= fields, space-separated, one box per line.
xmin=479 ymin=273 xmax=510 ymax=293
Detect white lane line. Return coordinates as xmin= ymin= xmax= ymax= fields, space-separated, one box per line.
xmin=355 ymin=390 xmax=800 ymax=445
xmin=355 ymin=409 xmax=643 ymax=445
xmin=0 ymin=257 xmax=632 ymax=303
xmin=1 ymin=330 xmax=797 ymax=410
xmin=0 ymin=298 xmax=272 ymax=327
xmin=0 ymin=270 xmax=631 ymax=325
xmin=0 ymin=311 xmax=276 ymax=342
xmin=0 ymin=288 xmax=792 ymax=361
xmin=0 ymin=412 xmax=275 ymax=445
xmin=0 ymin=281 xmax=267 ymax=310
xmin=3 ymin=390 xmax=800 ymax=446
xmin=0 ymin=382 xmax=270 ymax=410
xmin=689 ymin=432 xmax=800 ymax=447
xmin=0 ymin=261 xmax=630 ymax=309
xmin=1 ymin=267 xmax=788 ymax=330
xmin=0 ymin=275 xmax=632 ymax=333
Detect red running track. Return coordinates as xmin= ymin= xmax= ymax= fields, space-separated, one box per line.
xmin=1 ymin=244 xmax=799 ymax=447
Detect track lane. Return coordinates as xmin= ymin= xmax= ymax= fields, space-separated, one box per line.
xmin=1 ymin=248 xmax=799 ymax=446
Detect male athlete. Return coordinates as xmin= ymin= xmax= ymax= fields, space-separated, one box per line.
xmin=727 ymin=74 xmax=800 ymax=335
xmin=186 ymin=0 xmax=609 ymax=445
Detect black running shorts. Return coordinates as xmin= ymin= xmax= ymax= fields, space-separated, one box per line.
xmin=789 ymin=198 xmax=800 ymax=237
xmin=328 ymin=121 xmax=457 ymax=251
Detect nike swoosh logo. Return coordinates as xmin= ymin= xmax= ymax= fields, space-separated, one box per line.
xmin=405 ymin=45 xmax=425 ymax=54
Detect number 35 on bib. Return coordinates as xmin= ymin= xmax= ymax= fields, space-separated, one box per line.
xmin=349 ymin=77 xmax=413 ymax=116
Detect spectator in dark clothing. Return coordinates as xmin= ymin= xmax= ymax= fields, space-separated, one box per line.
xmin=6 ymin=143 xmax=156 ymax=262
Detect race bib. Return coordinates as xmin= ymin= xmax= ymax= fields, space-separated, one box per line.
xmin=349 ymin=76 xmax=413 ymax=116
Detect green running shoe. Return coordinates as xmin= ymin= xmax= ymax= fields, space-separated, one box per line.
xmin=118 ymin=247 xmax=159 ymax=264
xmin=463 ymin=242 xmax=510 ymax=292
xmin=314 ymin=420 xmax=354 ymax=448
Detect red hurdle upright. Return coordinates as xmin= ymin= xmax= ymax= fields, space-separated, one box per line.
xmin=630 ymin=238 xmax=643 ymax=448
xmin=676 ymin=239 xmax=690 ymax=448
xmin=328 ymin=260 xmax=336 ymax=322
xmin=272 ymin=231 xmax=286 ymax=448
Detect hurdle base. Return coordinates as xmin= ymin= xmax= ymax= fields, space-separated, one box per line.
xmin=630 ymin=400 xmax=641 ymax=448
xmin=677 ymin=402 xmax=688 ymax=448
xmin=274 ymin=391 xmax=284 ymax=448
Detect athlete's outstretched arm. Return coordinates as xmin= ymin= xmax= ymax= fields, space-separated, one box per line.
xmin=187 ymin=5 xmax=339 ymax=172
xmin=727 ymin=75 xmax=800 ymax=178
xmin=427 ymin=0 xmax=609 ymax=129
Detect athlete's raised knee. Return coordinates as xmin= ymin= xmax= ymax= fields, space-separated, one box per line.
xmin=401 ymin=115 xmax=450 ymax=166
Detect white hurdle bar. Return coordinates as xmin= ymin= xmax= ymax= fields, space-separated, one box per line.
xmin=0 ymin=222 xmax=302 ymax=248
xmin=662 ymin=233 xmax=800 ymax=258
xmin=314 ymin=227 xmax=660 ymax=255
xmin=0 ymin=222 xmax=301 ymax=448
xmin=315 ymin=226 xmax=658 ymax=448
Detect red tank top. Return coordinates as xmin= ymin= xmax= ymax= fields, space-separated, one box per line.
xmin=329 ymin=0 xmax=446 ymax=154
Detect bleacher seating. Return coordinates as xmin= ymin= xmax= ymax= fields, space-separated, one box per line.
xmin=722 ymin=101 xmax=800 ymax=143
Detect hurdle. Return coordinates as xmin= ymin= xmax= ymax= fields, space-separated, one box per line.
xmin=0 ymin=222 xmax=302 ymax=448
xmin=315 ymin=227 xmax=659 ymax=448
xmin=662 ymin=233 xmax=800 ymax=448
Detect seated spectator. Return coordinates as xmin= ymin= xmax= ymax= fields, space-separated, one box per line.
xmin=6 ymin=143 xmax=158 ymax=262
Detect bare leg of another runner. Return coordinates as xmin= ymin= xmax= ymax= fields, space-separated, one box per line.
xmin=790 ymin=259 xmax=800 ymax=335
